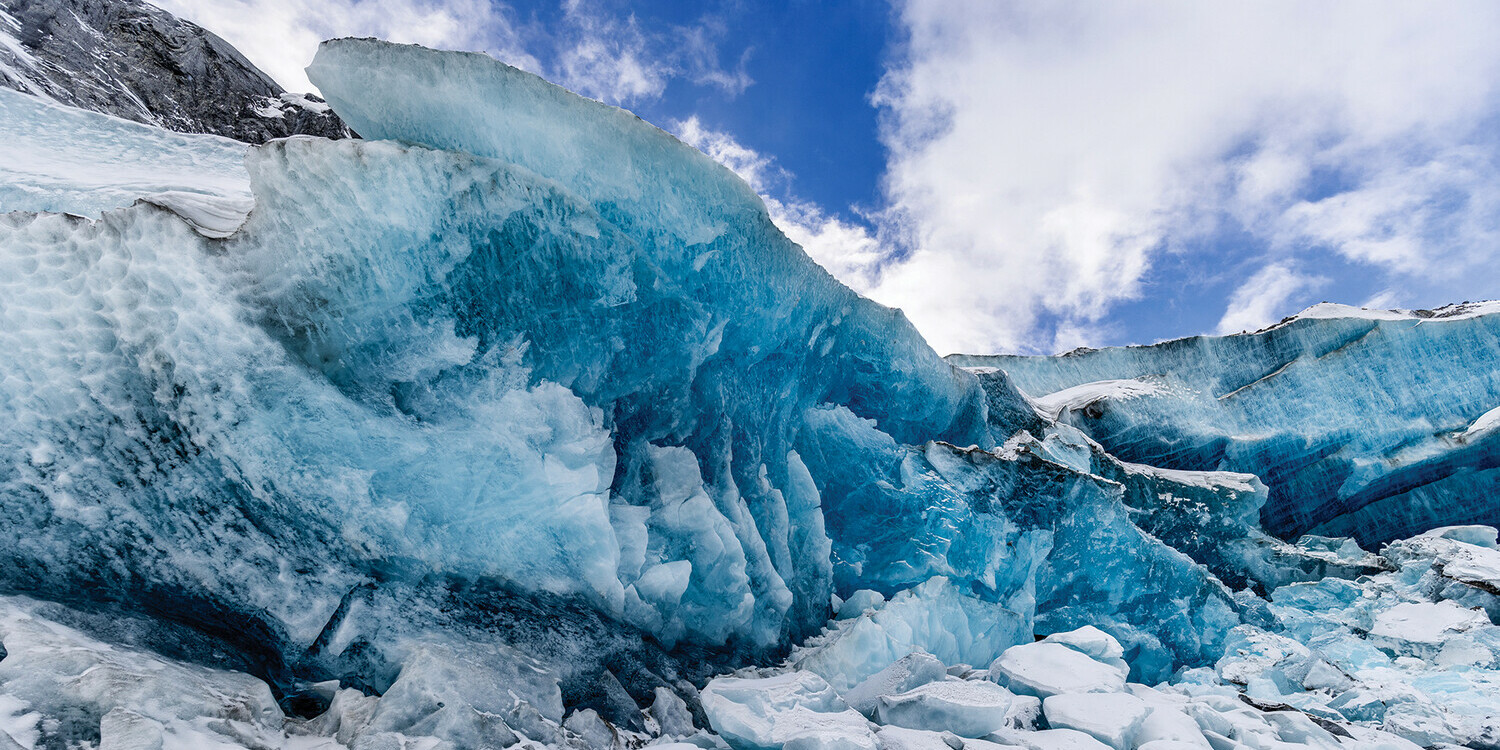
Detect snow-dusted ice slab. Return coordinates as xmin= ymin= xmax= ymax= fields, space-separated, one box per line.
xmin=1041 ymin=693 xmax=1148 ymax=750
xmin=988 ymin=643 xmax=1126 ymax=698
xmin=875 ymin=680 xmax=1015 ymax=738
xmin=701 ymin=672 xmax=878 ymax=750
xmin=0 ymin=88 xmax=251 ymax=235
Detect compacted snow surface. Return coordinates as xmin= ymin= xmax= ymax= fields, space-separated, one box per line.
xmin=0 ymin=35 xmax=1497 ymax=750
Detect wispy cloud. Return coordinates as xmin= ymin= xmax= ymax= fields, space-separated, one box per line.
xmin=153 ymin=0 xmax=538 ymax=93
xmin=155 ymin=0 xmax=750 ymax=105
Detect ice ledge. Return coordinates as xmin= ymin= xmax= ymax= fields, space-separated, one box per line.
xmin=306 ymin=37 xmax=766 ymax=247
xmin=1252 ymin=299 xmax=1500 ymax=334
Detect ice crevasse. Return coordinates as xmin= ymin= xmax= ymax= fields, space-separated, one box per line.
xmin=0 ymin=35 xmax=1498 ymax=750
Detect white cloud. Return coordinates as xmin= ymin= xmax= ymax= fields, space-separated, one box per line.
xmin=153 ymin=0 xmax=538 ymax=93
xmin=555 ymin=0 xmax=667 ymax=102
xmin=1277 ymin=146 xmax=1500 ymax=277
xmin=867 ymin=0 xmax=1500 ymax=354
xmin=1216 ymin=264 xmax=1326 ymax=335
xmin=673 ymin=117 xmax=885 ymax=289
xmin=154 ymin=0 xmax=750 ymax=105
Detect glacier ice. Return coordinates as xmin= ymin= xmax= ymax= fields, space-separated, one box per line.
xmin=1040 ymin=693 xmax=1148 ymax=750
xmin=0 ymin=33 xmax=1288 ymax=708
xmin=1 ymin=30 xmax=1499 ymax=750
xmin=700 ymin=672 xmax=877 ymax=750
xmin=955 ymin=303 xmax=1500 ymax=546
xmin=0 ymin=87 xmax=252 ymax=235
xmin=988 ymin=643 xmax=1126 ymax=698
xmin=873 ymin=680 xmax=1016 ymax=738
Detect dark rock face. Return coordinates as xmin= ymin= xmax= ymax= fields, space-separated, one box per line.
xmin=0 ymin=0 xmax=349 ymax=143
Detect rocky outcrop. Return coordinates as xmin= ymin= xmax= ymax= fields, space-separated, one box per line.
xmin=0 ymin=0 xmax=348 ymax=142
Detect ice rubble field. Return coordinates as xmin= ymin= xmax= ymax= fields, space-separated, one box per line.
xmin=0 ymin=37 xmax=1497 ymax=750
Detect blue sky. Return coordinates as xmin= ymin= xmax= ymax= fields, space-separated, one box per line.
xmin=161 ymin=0 xmax=1500 ymax=355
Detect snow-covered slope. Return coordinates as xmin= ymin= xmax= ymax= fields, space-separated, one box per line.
xmin=0 ymin=0 xmax=347 ymax=142
xmin=954 ymin=304 xmax=1500 ymax=546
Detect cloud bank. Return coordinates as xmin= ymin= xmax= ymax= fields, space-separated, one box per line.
xmin=865 ymin=0 xmax=1500 ymax=353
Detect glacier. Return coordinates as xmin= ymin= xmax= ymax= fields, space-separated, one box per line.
xmin=952 ymin=303 xmax=1500 ymax=546
xmin=0 ymin=32 xmax=1498 ymax=750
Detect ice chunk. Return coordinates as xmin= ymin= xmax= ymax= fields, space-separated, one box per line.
xmin=0 ymin=598 xmax=281 ymax=729
xmin=874 ymin=725 xmax=965 ymax=750
xmin=701 ymin=672 xmax=877 ymax=750
xmin=837 ymin=591 xmax=886 ymax=619
xmin=1420 ymin=525 xmax=1500 ymax=548
xmin=875 ymin=680 xmax=1015 ymax=738
xmin=363 ymin=642 xmax=563 ymax=746
xmin=1336 ymin=724 xmax=1424 ymax=750
xmin=1000 ymin=728 xmax=1112 ymax=750
xmin=650 ymin=687 xmax=698 ymax=737
xmin=989 ymin=643 xmax=1126 ymax=698
xmin=841 ymin=652 xmax=948 ymax=717
xmin=1003 ymin=694 xmax=1043 ymax=732
xmin=794 ymin=578 xmax=1029 ymax=691
xmin=565 ymin=709 xmax=618 ymax=750
xmin=1132 ymin=707 xmax=1209 ymax=748
xmin=1368 ymin=601 xmax=1490 ymax=650
xmin=1040 ymin=627 xmax=1124 ymax=662
xmin=1041 ymin=693 xmax=1148 ymax=750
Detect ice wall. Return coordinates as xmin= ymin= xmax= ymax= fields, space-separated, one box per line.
xmin=955 ymin=304 xmax=1500 ymax=545
xmin=0 ymin=37 xmax=1303 ymax=717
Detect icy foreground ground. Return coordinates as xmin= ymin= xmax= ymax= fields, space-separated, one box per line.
xmin=0 ymin=36 xmax=1497 ymax=750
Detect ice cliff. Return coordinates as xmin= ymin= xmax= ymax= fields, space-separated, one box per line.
xmin=953 ymin=304 xmax=1500 ymax=546
xmin=0 ymin=32 xmax=1498 ymax=750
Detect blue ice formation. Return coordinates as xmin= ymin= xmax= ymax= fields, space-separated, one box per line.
xmin=954 ymin=305 xmax=1500 ymax=546
xmin=0 ymin=36 xmax=1282 ymax=700
xmin=3 ymin=34 xmax=1499 ymax=750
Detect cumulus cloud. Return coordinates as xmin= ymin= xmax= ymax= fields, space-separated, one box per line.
xmin=1216 ymin=264 xmax=1327 ymax=335
xmin=866 ymin=0 xmax=1500 ymax=354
